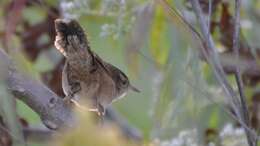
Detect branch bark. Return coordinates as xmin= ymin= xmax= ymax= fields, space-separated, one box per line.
xmin=8 ymin=71 xmax=76 ymax=130
xmin=0 ymin=49 xmax=75 ymax=130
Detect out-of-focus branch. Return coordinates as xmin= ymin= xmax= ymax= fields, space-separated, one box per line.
xmin=105 ymin=108 xmax=142 ymax=141
xmin=232 ymin=0 xmax=256 ymax=145
xmin=189 ymin=0 xmax=258 ymax=143
xmin=189 ymin=0 xmax=239 ymax=108
xmin=23 ymin=127 xmax=54 ymax=142
xmin=21 ymin=111 xmax=143 ymax=143
xmin=157 ymin=0 xmax=259 ymax=142
xmin=157 ymin=0 xmax=260 ymax=78
xmin=209 ymin=52 xmax=260 ymax=77
xmin=0 ymin=118 xmax=12 ymax=146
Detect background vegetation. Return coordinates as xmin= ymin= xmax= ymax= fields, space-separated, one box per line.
xmin=0 ymin=0 xmax=260 ymax=146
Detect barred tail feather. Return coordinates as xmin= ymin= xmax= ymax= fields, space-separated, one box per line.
xmin=54 ymin=19 xmax=91 ymax=58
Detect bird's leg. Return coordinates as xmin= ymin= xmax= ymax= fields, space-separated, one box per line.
xmin=88 ymin=97 xmax=105 ymax=116
xmin=97 ymin=103 xmax=105 ymax=116
xmin=64 ymin=81 xmax=81 ymax=104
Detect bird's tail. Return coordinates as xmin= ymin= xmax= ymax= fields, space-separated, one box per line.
xmin=54 ymin=19 xmax=91 ymax=58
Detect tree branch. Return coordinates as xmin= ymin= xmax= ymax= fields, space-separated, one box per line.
xmin=0 ymin=49 xmax=75 ymax=130
xmin=23 ymin=127 xmax=54 ymax=142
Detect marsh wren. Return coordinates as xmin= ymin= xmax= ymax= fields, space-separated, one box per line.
xmin=54 ymin=19 xmax=139 ymax=115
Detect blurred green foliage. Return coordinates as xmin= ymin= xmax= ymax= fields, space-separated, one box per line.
xmin=1 ymin=0 xmax=260 ymax=146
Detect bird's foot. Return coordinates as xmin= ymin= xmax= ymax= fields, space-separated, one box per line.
xmin=63 ymin=94 xmax=74 ymax=105
xmin=88 ymin=104 xmax=105 ymax=116
xmin=97 ymin=104 xmax=105 ymax=116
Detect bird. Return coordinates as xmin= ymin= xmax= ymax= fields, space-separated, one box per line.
xmin=54 ymin=19 xmax=140 ymax=116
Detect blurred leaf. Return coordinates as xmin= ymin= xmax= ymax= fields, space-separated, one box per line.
xmin=16 ymin=100 xmax=40 ymax=124
xmin=151 ymin=26 xmax=190 ymax=138
xmin=149 ymin=5 xmax=170 ymax=66
xmin=198 ymin=104 xmax=230 ymax=138
xmin=52 ymin=112 xmax=137 ymax=146
xmin=22 ymin=7 xmax=46 ymax=25
xmin=152 ymin=68 xmax=173 ymax=126
xmin=34 ymin=53 xmax=55 ymax=73
xmin=156 ymin=0 xmax=205 ymax=62
xmin=125 ymin=2 xmax=154 ymax=76
xmin=0 ymin=85 xmax=25 ymax=146
xmin=0 ymin=49 xmax=25 ymax=146
xmin=4 ymin=0 xmax=26 ymax=45
xmin=45 ymin=0 xmax=59 ymax=7
xmin=208 ymin=108 xmax=220 ymax=128
xmin=10 ymin=49 xmax=41 ymax=80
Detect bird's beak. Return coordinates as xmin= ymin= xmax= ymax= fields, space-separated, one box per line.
xmin=129 ymin=84 xmax=140 ymax=93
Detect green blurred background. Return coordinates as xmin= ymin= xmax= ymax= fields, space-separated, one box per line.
xmin=1 ymin=0 xmax=260 ymax=146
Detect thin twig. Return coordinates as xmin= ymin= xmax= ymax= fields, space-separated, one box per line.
xmin=189 ymin=0 xmax=239 ymax=109
xmin=155 ymin=0 xmax=260 ymax=141
xmin=157 ymin=0 xmax=259 ymax=135
xmin=156 ymin=0 xmax=204 ymax=42
xmin=233 ymin=0 xmax=257 ymax=145
xmin=189 ymin=0 xmax=258 ymax=140
xmin=157 ymin=0 xmax=260 ymax=76
xmin=207 ymin=0 xmax=212 ymax=36
xmin=189 ymin=0 xmax=240 ymax=122
xmin=233 ymin=0 xmax=243 ymax=114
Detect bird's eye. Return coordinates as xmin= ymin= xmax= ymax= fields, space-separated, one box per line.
xmin=119 ymin=73 xmax=128 ymax=86
xmin=121 ymin=79 xmax=127 ymax=85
